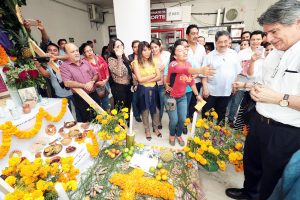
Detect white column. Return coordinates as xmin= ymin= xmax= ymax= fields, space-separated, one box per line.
xmin=113 ymin=0 xmax=151 ymax=56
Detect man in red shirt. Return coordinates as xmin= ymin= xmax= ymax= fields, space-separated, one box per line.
xmin=60 ymin=43 xmax=101 ymax=122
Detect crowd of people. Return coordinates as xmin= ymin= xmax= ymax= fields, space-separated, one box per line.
xmin=25 ymin=0 xmax=300 ymax=199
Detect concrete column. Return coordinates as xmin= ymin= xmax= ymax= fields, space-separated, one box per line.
xmin=113 ymin=0 xmax=151 ymax=55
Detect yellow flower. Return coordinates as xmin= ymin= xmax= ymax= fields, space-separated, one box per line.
xmin=66 ymin=180 xmax=77 ymax=191
xmin=200 ymin=158 xmax=207 ymax=165
xmin=203 ymin=123 xmax=209 ymax=129
xmin=111 ymin=109 xmax=118 ymax=115
xmin=101 ymin=119 xmax=108 ymax=125
xmin=204 ymin=132 xmax=210 ymax=138
xmin=204 ymin=112 xmax=209 ymax=116
xmin=193 ymin=136 xmax=201 ymax=144
xmin=188 ymin=152 xmax=195 ymax=158
xmin=114 ymin=126 xmax=121 ymax=133
xmin=118 ymin=119 xmax=124 ymax=124
xmin=121 ymin=107 xmax=128 ymax=113
xmin=235 ymin=143 xmax=243 ymax=150
xmin=5 ymin=176 xmax=16 ymax=186
xmin=124 ymin=113 xmax=129 ymax=119
xmin=217 ymin=160 xmax=226 ymax=171
xmin=183 ymin=146 xmax=190 ymax=152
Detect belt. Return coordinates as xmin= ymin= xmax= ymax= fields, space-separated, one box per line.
xmin=254 ymin=111 xmax=293 ymax=128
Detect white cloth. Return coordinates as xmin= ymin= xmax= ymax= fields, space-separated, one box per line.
xmin=202 ymin=48 xmax=241 ymax=96
xmin=188 ymin=43 xmax=206 ymax=83
xmin=256 ymin=41 xmax=300 ymax=127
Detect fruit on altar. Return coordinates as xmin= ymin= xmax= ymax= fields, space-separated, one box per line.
xmin=160 ymin=149 xmax=173 ymax=162
xmin=149 ymin=166 xmax=156 ymax=173
xmin=157 ymin=162 xmax=163 ymax=169
xmin=125 ymin=155 xmax=132 ymax=162
xmin=106 ymin=148 xmax=121 ymax=159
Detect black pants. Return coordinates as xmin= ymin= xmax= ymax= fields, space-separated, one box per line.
xmin=111 ymin=83 xmax=132 ymax=111
xmin=201 ymin=95 xmax=231 ymax=123
xmin=244 ymin=111 xmax=300 ymax=200
xmin=188 ymin=82 xmax=202 ymax=119
xmin=73 ymin=91 xmax=101 ymax=122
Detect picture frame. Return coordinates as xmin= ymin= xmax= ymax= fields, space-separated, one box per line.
xmin=108 ymin=26 xmax=117 ymax=40
xmin=231 ymin=27 xmax=244 ymax=41
xmin=18 ymin=87 xmax=38 ymax=107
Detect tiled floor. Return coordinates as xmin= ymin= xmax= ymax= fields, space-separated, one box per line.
xmin=133 ymin=111 xmax=244 ymax=200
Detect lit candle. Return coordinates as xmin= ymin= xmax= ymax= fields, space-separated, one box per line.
xmin=55 ymin=183 xmax=69 ymax=200
xmin=129 ymin=108 xmax=133 ymax=136
xmin=190 ymin=112 xmax=198 ymax=137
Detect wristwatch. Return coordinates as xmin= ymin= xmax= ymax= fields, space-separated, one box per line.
xmin=279 ymin=94 xmax=289 ymax=107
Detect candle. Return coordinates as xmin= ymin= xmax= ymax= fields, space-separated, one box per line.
xmin=55 ymin=183 xmax=69 ymax=200
xmin=129 ymin=108 xmax=133 ymax=136
xmin=190 ymin=112 xmax=198 ymax=137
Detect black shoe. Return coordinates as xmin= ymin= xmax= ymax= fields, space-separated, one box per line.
xmin=158 ymin=125 xmax=162 ymax=129
xmin=135 ymin=117 xmax=142 ymax=122
xmin=183 ymin=126 xmax=188 ymax=135
xmin=225 ymin=188 xmax=251 ymax=200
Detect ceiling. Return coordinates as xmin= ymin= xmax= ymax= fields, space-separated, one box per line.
xmin=76 ymin=0 xmax=190 ymax=9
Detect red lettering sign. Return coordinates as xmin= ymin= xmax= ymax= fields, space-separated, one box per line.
xmin=151 ymin=9 xmax=166 ymax=23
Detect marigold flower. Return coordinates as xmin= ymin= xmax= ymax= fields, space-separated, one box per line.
xmin=111 ymin=109 xmax=118 ymax=115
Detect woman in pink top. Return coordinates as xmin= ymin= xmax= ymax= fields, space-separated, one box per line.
xmin=165 ymin=39 xmax=215 ymax=146
xmin=80 ymin=43 xmax=110 ymax=110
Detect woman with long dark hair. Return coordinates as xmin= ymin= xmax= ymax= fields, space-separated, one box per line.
xmin=165 ymin=39 xmax=215 ymax=146
xmin=132 ymin=41 xmax=161 ymax=141
xmin=107 ymin=38 xmax=132 ymax=111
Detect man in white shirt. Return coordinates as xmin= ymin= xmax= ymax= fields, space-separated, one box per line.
xmin=226 ymin=0 xmax=300 ymax=199
xmin=202 ymin=31 xmax=241 ymax=123
xmin=186 ymin=24 xmax=206 ymax=118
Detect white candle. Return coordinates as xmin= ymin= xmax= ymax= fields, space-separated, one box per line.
xmin=129 ymin=108 xmax=133 ymax=136
xmin=190 ymin=112 xmax=198 ymax=137
xmin=55 ymin=183 xmax=69 ymax=200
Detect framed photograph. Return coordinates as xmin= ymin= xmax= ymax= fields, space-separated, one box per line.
xmin=231 ymin=28 xmax=244 ymax=41
xmin=108 ymin=26 xmax=117 ymax=40
xmin=18 ymin=87 xmax=38 ymax=107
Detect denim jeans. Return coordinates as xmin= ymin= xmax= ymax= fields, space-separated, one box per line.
xmin=165 ymin=95 xmax=187 ymax=137
xmin=158 ymin=85 xmax=165 ymax=122
xmin=132 ymin=91 xmax=140 ymax=119
xmin=228 ymin=90 xmax=245 ymax=122
xmin=99 ymin=95 xmax=110 ymax=110
xmin=185 ymin=91 xmax=192 ymax=118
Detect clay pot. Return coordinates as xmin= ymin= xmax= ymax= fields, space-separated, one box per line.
xmin=22 ymin=103 xmax=31 ymax=114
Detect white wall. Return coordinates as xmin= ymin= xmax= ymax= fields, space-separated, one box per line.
xmin=21 ymin=0 xmax=278 ymax=54
xmin=22 ymin=0 xmax=115 ymax=54
xmin=151 ymin=0 xmax=278 ymax=31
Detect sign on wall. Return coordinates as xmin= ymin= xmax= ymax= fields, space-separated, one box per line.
xmin=151 ymin=8 xmax=166 ymax=23
xmin=166 ymin=7 xmax=182 ymax=21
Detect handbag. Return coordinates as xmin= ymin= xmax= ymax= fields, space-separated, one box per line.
xmin=96 ymin=86 xmax=109 ymax=99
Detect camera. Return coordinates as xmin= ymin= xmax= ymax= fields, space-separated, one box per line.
xmin=33 ymin=56 xmax=50 ymax=63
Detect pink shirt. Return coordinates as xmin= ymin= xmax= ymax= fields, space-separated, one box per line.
xmin=167 ymin=61 xmax=195 ymax=98
xmin=60 ymin=59 xmax=98 ymax=93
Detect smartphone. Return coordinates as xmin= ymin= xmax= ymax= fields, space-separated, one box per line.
xmin=256 ymin=46 xmax=264 ymax=55
xmin=34 ymin=57 xmax=50 ymax=63
xmin=27 ymin=19 xmax=38 ymax=26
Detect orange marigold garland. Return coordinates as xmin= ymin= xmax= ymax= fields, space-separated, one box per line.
xmin=86 ymin=130 xmax=100 ymax=158
xmin=109 ymin=168 xmax=175 ymax=200
xmin=0 ymin=98 xmax=68 ymax=159
xmin=0 ymin=45 xmax=9 ymax=66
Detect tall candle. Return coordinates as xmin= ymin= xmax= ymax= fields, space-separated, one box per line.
xmin=190 ymin=112 xmax=198 ymax=137
xmin=55 ymin=183 xmax=69 ymax=200
xmin=129 ymin=108 xmax=133 ymax=136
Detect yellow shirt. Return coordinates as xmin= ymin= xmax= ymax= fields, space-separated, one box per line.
xmin=132 ymin=60 xmax=157 ymax=87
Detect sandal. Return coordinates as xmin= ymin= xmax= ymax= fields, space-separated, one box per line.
xmin=169 ymin=136 xmax=175 ymax=146
xmin=177 ymin=136 xmax=185 ymax=147
xmin=145 ymin=132 xmax=152 ymax=141
xmin=154 ymin=130 xmax=162 ymax=138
